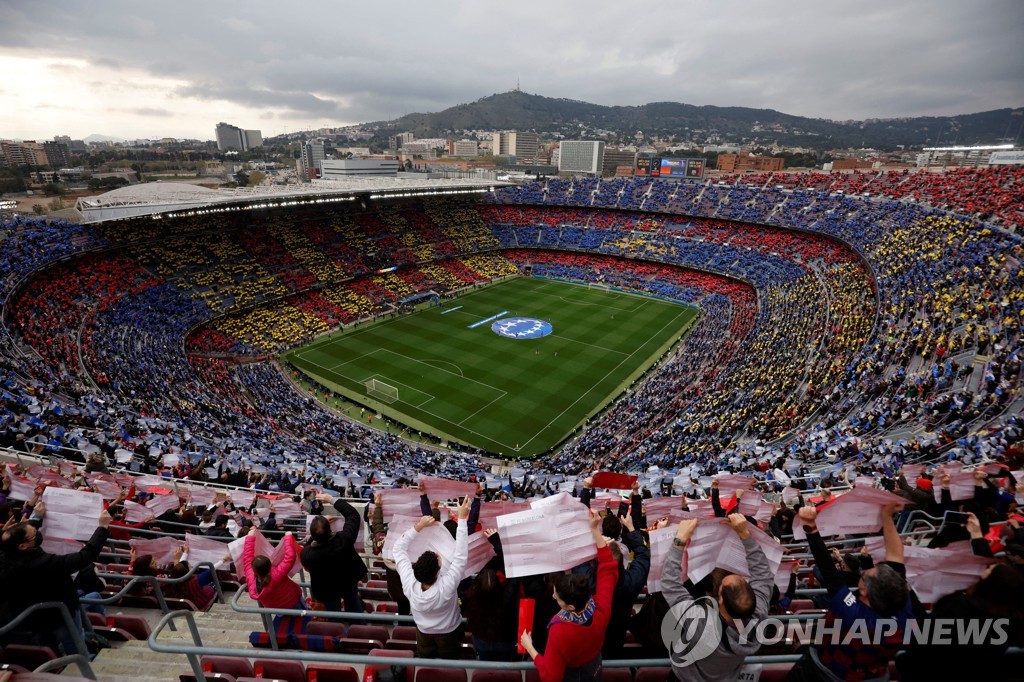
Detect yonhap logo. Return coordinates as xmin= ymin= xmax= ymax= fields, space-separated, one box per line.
xmin=491 ymin=317 xmax=553 ymax=339
xmin=661 ymin=597 xmax=723 ymax=667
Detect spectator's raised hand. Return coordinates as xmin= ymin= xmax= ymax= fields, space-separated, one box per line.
xmin=966 ymin=512 xmax=983 ymax=539
xmin=414 ymin=516 xmax=436 ymax=532
xmin=589 ymin=513 xmax=608 ymax=547
xmin=456 ymin=496 xmax=472 ymax=519
xmin=798 ymin=505 xmax=818 ymax=530
xmin=675 ymin=518 xmax=698 ymax=544
xmin=98 ymin=509 xmax=111 ymax=528
xmin=621 ymin=513 xmax=635 ymax=533
xmin=724 ymin=513 xmax=751 ymax=539
xmin=484 ymin=528 xmax=497 ymax=538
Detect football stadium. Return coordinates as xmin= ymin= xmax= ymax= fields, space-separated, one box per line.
xmin=1 ymin=166 xmax=1023 ymax=681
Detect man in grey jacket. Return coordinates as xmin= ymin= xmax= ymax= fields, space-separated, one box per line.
xmin=662 ymin=514 xmax=773 ymax=681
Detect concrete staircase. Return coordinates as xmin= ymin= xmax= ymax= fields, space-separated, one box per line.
xmin=83 ymin=602 xmax=265 ymax=682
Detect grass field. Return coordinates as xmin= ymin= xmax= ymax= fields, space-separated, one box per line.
xmin=283 ymin=277 xmax=698 ymax=458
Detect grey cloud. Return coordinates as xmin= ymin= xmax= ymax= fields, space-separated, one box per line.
xmin=128 ymin=107 xmax=174 ymax=117
xmin=1 ymin=0 xmax=1022 ymax=138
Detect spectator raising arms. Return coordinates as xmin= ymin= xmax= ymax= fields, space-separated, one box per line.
xmin=663 ymin=514 xmax=773 ymax=682
xmin=394 ymin=495 xmax=473 ymax=659
xmin=300 ymin=494 xmax=367 ymax=613
xmin=520 ymin=513 xmax=619 ymax=682
xmin=0 ymin=506 xmax=112 ymax=657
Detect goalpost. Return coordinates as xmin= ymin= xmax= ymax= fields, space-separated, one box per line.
xmin=588 ymin=282 xmax=612 ymax=292
xmin=365 ymin=378 xmax=399 ymax=404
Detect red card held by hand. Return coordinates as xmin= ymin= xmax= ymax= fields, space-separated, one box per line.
xmin=517 ymin=597 xmax=535 ymax=653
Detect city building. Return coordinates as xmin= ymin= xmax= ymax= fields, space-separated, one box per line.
xmin=319 ymin=158 xmax=401 ymax=179
xmin=716 ymin=151 xmax=784 ymax=173
xmin=300 ymin=138 xmax=326 ymax=181
xmin=602 ymin=147 xmax=637 ymax=177
xmin=449 ymin=140 xmax=479 ymax=157
xmin=0 ymin=140 xmax=48 ymax=168
xmin=42 ymin=141 xmax=72 ymax=169
xmin=215 ymin=122 xmax=263 ymax=151
xmin=493 ymin=132 xmax=540 ymax=163
xmin=558 ymin=140 xmax=605 ymax=175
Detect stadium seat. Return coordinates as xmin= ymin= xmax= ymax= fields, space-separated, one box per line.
xmin=367 ymin=648 xmax=414 ymax=682
xmin=415 ymin=667 xmax=467 ymax=682
xmin=305 ymin=664 xmax=360 ymax=682
xmin=201 ymin=655 xmax=254 ymax=679
xmin=0 ymin=644 xmax=58 ymax=670
xmin=787 ymin=599 xmax=816 ymax=612
xmin=107 ymin=614 xmax=152 ymax=640
xmin=346 ymin=624 xmax=389 ymax=643
xmin=254 ymin=658 xmax=307 ymax=682
xmin=383 ymin=640 xmax=417 ymax=653
xmin=391 ymin=625 xmax=418 ymax=641
xmin=306 ymin=621 xmax=347 ymax=638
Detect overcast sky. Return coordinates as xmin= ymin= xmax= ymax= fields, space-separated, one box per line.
xmin=1 ymin=0 xmax=1021 ymax=141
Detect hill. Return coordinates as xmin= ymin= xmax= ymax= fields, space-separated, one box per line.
xmin=365 ymin=91 xmax=1021 ymax=151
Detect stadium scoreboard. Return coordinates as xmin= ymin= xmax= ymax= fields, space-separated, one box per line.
xmin=636 ymin=156 xmax=705 ymax=180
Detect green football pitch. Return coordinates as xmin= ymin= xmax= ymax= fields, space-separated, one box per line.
xmin=283 ymin=277 xmax=698 ymax=458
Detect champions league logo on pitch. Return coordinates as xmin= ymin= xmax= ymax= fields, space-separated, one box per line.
xmin=491 ymin=317 xmax=553 ymax=339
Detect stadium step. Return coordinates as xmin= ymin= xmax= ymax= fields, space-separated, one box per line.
xmin=88 ymin=604 xmax=268 ymax=680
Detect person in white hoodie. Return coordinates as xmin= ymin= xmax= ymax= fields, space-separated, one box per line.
xmin=394 ymin=494 xmax=472 ymax=658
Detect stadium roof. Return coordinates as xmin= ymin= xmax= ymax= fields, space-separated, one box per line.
xmin=75 ymin=177 xmax=509 ymax=224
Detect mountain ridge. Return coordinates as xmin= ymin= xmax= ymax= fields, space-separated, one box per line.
xmin=360 ymin=91 xmax=1021 ymax=151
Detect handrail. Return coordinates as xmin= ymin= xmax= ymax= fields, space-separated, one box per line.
xmin=150 ymin=609 xmax=805 ymax=682
xmin=0 ymin=600 xmax=96 ymax=679
xmin=82 ymin=560 xmax=224 ymax=631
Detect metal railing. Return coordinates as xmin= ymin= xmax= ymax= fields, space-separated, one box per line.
xmin=150 ymin=609 xmax=806 ymax=682
xmin=0 ymin=601 xmax=96 ymax=679
xmin=80 ymin=560 xmax=224 ymax=632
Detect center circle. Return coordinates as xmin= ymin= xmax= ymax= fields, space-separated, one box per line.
xmin=491 ymin=317 xmax=553 ymax=339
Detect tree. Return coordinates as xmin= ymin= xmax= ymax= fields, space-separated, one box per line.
xmin=234 ymin=170 xmax=249 ymax=186
xmin=247 ymin=170 xmax=266 ymax=186
xmin=32 ymin=204 xmax=45 ymax=214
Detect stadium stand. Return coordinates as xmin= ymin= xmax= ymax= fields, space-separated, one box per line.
xmin=0 ymin=168 xmax=1022 ymax=678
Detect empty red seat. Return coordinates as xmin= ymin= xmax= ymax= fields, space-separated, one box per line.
xmin=254 ymin=658 xmax=306 ymax=682
xmin=391 ymin=625 xmax=418 ymax=641
xmin=347 ymin=624 xmax=389 ymax=643
xmin=760 ymin=662 xmax=795 ymax=682
xmin=376 ymin=602 xmax=399 ymax=613
xmin=788 ymin=599 xmax=816 ymax=612
xmin=201 ymin=655 xmax=254 ymax=679
xmin=107 ymin=614 xmax=151 ymax=640
xmin=415 ymin=667 xmax=467 ymax=682
xmin=383 ymin=640 xmax=417 ymax=652
xmin=0 ymin=644 xmax=58 ymax=669
xmin=306 ymin=621 xmax=347 ymax=638
xmin=306 ymin=664 xmax=360 ymax=682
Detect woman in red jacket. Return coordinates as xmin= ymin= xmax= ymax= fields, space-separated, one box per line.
xmin=520 ymin=513 xmax=619 ymax=682
xmin=244 ymin=528 xmax=301 ymax=608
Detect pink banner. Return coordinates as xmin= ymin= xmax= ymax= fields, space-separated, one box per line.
xmin=130 ymin=536 xmax=182 ymax=565
xmin=380 ymin=488 xmax=423 ymax=522
xmin=419 ymin=475 xmax=479 ymax=501
xmin=793 ymin=486 xmax=908 ymax=540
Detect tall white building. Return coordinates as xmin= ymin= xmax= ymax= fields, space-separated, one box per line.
xmin=300 ymin=138 xmax=326 ymax=181
xmin=215 ymin=122 xmax=263 ymax=151
xmin=558 ymin=140 xmax=605 ymax=175
xmin=319 ymin=158 xmax=400 ymax=179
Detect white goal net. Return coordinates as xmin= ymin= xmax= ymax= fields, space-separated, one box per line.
xmin=365 ymin=378 xmax=399 ymax=404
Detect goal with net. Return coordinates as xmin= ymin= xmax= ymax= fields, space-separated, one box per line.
xmin=365 ymin=378 xmax=399 ymax=404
